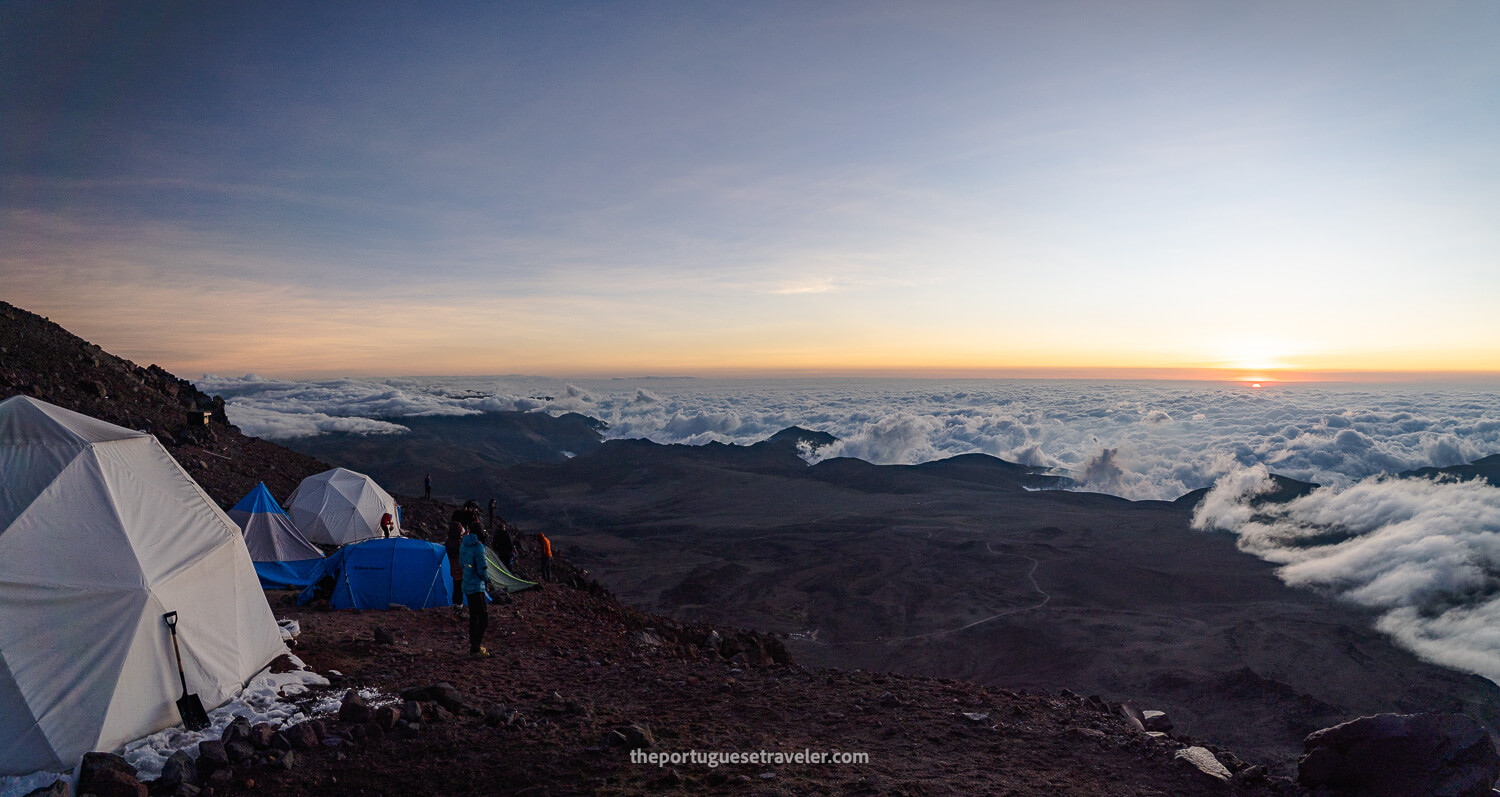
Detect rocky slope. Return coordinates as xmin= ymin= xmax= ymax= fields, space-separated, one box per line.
xmin=0 ymin=301 xmax=328 ymax=507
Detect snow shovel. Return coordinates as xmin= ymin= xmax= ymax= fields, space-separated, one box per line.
xmin=163 ymin=611 xmax=211 ymax=730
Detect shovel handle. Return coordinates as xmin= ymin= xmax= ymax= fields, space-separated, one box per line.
xmin=163 ymin=612 xmax=189 ymax=693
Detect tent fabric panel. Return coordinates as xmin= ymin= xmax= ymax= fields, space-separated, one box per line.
xmin=229 ymin=482 xmax=287 ymax=516
xmin=234 ymin=510 xmax=322 ymax=563
xmin=0 ymin=443 xmax=79 ymax=534
xmin=94 ymin=593 xmax=183 ymax=756
xmin=483 ymin=546 xmax=539 ymax=593
xmin=0 ymin=583 xmax=147 ymax=776
xmin=92 ymin=440 xmax=238 ymax=586
xmin=408 ymin=541 xmax=453 ymax=609
xmin=0 ymin=396 xmax=145 ymax=447
xmin=0 ymin=454 xmax=143 ymax=590
xmin=253 ymin=558 xmax=324 ymax=589
xmin=293 ymin=544 xmax=349 ymax=605
xmin=0 ymin=656 xmax=59 ymax=775
xmin=295 ymin=539 xmax=451 ymax=610
xmin=150 ymin=540 xmax=287 ymax=710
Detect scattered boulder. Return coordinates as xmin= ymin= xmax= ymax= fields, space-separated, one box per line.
xmin=339 ymin=689 xmax=372 ymax=723
xmin=80 ymin=766 xmax=147 ymax=797
xmin=78 ymin=752 xmax=144 ymax=797
xmin=607 ymin=723 xmax=654 ymax=750
xmin=1298 ymin=712 xmax=1500 ymax=797
xmin=248 ymin=722 xmax=277 ymax=748
xmin=374 ymin=705 xmax=400 ymax=732
xmin=20 ymin=780 xmax=68 ymax=797
xmin=1175 ymin=746 xmax=1231 ymax=782
xmin=399 ymin=683 xmax=475 ymax=715
xmin=79 ymin=752 xmax=135 ymax=785
xmin=1114 ymin=701 xmax=1146 ymax=733
xmin=284 ymin=721 xmax=321 ymax=750
xmin=373 ymin=626 xmax=395 ymax=644
xmin=155 ymin=750 xmax=197 ymax=793
xmin=1141 ymin=710 xmax=1173 ymax=733
xmin=225 ymin=739 xmax=257 ymax=765
xmin=221 ymin=717 xmax=252 ymax=747
xmin=196 ymin=739 xmax=230 ymax=779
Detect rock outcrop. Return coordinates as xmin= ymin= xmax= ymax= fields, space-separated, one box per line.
xmin=1298 ymin=712 xmax=1500 ymax=797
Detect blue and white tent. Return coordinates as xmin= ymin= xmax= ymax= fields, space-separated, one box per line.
xmin=228 ymin=482 xmax=324 ymax=589
xmin=295 ymin=537 xmax=452 ymax=610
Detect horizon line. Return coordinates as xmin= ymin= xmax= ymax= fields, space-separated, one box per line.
xmin=212 ymin=366 xmax=1500 ymax=384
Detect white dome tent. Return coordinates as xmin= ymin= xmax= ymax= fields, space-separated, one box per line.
xmin=0 ymin=396 xmax=286 ymax=776
xmin=285 ymin=467 xmax=400 ymax=546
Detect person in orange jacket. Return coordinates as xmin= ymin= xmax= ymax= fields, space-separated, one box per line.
xmin=536 ymin=531 xmax=553 ymax=582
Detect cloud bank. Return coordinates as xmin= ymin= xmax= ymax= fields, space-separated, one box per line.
xmin=202 ymin=373 xmax=1500 ymax=682
xmin=199 ymin=376 xmax=1500 ymax=502
xmin=1194 ymin=465 xmax=1500 ymax=683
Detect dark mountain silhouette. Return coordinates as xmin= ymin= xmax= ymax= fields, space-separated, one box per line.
xmin=1172 ymin=473 xmax=1320 ymax=509
xmin=1402 ymin=453 xmax=1500 ymax=487
xmin=279 ymin=410 xmax=610 ymax=503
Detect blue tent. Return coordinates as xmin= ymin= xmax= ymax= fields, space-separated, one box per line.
xmin=229 ymin=482 xmax=325 ymax=589
xmin=296 ymin=537 xmax=453 ymax=610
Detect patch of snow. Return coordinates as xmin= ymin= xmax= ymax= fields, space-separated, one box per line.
xmin=1 ymin=654 xmax=332 ymax=794
xmin=122 ymin=654 xmax=329 ymax=780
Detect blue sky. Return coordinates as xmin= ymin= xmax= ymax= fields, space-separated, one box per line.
xmin=4 ymin=1 xmax=1499 ymax=377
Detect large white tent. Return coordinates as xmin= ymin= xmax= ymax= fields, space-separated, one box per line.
xmin=285 ymin=467 xmax=400 ymax=546
xmin=0 ymin=396 xmax=286 ymax=776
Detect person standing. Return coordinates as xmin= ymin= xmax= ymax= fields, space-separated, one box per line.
xmin=536 ymin=531 xmax=553 ymax=582
xmin=424 ymin=473 xmax=432 ymax=500
xmin=380 ymin=512 xmax=394 ymax=538
xmin=488 ymin=498 xmax=496 ymax=529
xmin=460 ymin=525 xmax=490 ymax=658
xmin=446 ymin=509 xmax=467 ymax=606
xmin=492 ymin=522 xmax=514 ymax=570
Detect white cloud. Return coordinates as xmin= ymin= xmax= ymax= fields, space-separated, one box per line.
xmin=1195 ymin=468 xmax=1500 ymax=682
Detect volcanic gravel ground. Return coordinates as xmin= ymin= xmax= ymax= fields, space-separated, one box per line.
xmin=224 ymin=584 xmax=1301 ymax=796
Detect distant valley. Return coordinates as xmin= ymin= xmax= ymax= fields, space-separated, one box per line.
xmin=286 ymin=409 xmax=1500 ymax=773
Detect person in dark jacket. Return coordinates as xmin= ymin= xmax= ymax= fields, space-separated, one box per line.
xmin=460 ymin=525 xmax=490 ymax=658
xmin=491 ymin=522 xmax=514 ymax=569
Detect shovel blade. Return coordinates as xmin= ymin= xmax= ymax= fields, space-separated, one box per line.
xmin=176 ymin=693 xmax=211 ymax=731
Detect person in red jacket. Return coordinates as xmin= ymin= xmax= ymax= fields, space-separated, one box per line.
xmin=536 ymin=532 xmax=553 ymax=582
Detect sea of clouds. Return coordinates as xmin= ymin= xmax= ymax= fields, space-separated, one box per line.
xmin=199 ymin=374 xmax=1500 ymax=681
xmin=199 ymin=375 xmax=1500 ymax=500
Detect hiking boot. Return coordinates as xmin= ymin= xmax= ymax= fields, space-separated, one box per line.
xmin=470 ymin=647 xmax=490 ymax=659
